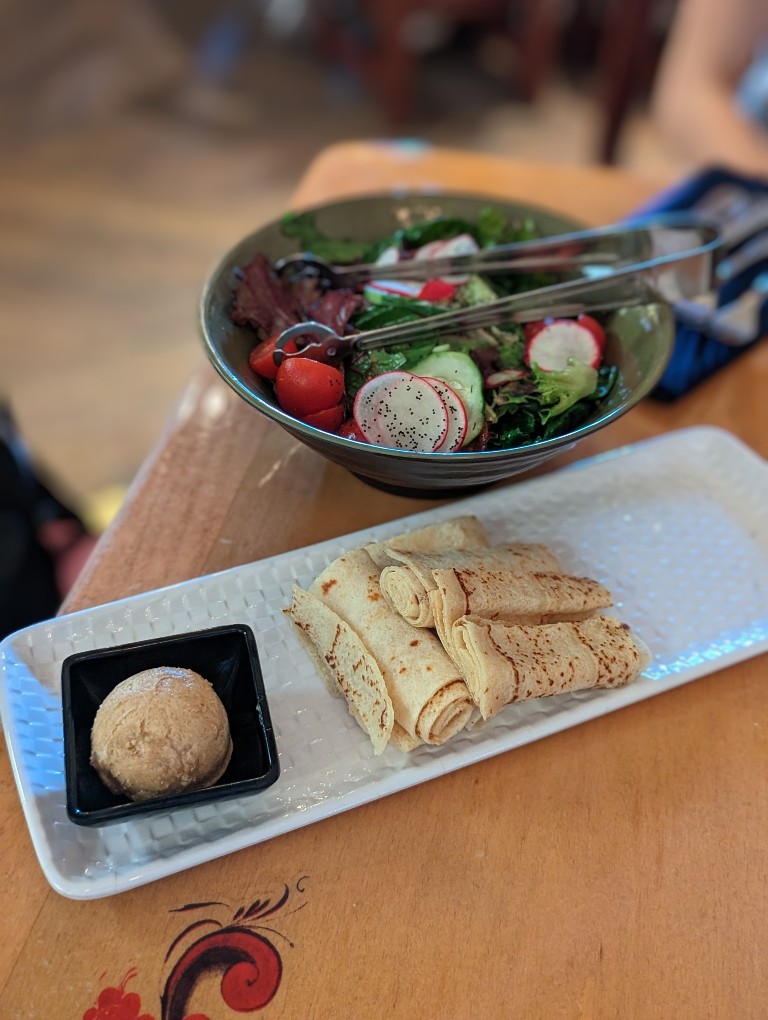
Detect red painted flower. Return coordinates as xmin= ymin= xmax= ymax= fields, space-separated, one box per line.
xmin=83 ymin=970 xmax=155 ymax=1020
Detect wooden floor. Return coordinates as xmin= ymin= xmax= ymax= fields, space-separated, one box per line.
xmin=0 ymin=30 xmax=686 ymax=529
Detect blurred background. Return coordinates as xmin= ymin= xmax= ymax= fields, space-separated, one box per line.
xmin=1 ymin=0 xmax=692 ymax=610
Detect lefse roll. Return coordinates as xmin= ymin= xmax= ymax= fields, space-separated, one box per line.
xmin=452 ymin=614 xmax=650 ymax=721
xmin=288 ymin=515 xmax=650 ymax=753
xmin=289 ymin=547 xmax=475 ymax=750
xmin=380 ymin=543 xmax=564 ymax=629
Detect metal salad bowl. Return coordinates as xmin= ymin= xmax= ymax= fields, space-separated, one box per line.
xmin=199 ymin=193 xmax=688 ymax=495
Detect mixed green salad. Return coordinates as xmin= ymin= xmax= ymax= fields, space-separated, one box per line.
xmin=230 ymin=206 xmax=618 ymax=452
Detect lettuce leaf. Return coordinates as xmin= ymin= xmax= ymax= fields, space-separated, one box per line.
xmin=532 ymin=360 xmax=599 ymax=423
xmin=456 ymin=275 xmax=499 ymax=307
xmin=486 ymin=362 xmax=618 ymax=447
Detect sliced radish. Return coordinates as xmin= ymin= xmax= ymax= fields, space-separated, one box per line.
xmin=375 ymin=244 xmax=401 ymax=267
xmin=523 ymin=319 xmax=549 ymax=342
xmin=524 ymin=319 xmax=602 ymax=371
xmin=414 ymin=233 xmax=479 ymax=261
xmin=413 ymin=233 xmax=479 ymax=283
xmin=410 ymin=350 xmax=485 ymax=445
xmin=412 ymin=239 xmax=449 ymax=262
xmin=363 ymin=280 xmax=424 ymax=303
xmin=353 ymin=371 xmax=449 ymax=452
xmin=525 ymin=315 xmax=606 ymax=355
xmin=484 ymin=367 xmax=528 ymax=388
xmin=420 ymin=377 xmax=467 ymax=451
xmin=577 ymin=314 xmax=606 ymax=353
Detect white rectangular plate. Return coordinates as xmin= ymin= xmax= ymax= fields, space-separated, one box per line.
xmin=1 ymin=426 xmax=767 ymax=899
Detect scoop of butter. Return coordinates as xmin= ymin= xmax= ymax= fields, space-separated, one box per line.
xmin=90 ymin=666 xmax=232 ymax=801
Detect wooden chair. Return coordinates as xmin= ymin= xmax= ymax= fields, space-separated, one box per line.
xmin=313 ymin=0 xmax=562 ymax=124
xmin=311 ymin=0 xmax=671 ymax=164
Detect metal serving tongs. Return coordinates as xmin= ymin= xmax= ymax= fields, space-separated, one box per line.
xmin=272 ymin=216 xmax=721 ymax=364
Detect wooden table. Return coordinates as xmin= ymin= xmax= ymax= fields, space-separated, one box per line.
xmin=2 ymin=142 xmax=766 ymax=1019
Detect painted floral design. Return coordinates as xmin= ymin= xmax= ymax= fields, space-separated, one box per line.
xmin=82 ymin=878 xmax=308 ymax=1020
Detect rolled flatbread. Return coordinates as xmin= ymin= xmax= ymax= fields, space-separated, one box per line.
xmin=288 ymin=585 xmax=394 ymax=754
xmin=430 ymin=568 xmax=614 ymax=663
xmin=380 ymin=543 xmax=563 ymax=628
xmin=451 ymin=613 xmax=650 ymax=720
xmin=388 ymin=723 xmax=424 ymax=752
xmin=304 ymin=548 xmax=475 ymax=745
xmin=365 ymin=514 xmax=489 ymax=569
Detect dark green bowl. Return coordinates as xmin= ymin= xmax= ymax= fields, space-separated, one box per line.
xmin=200 ymin=193 xmax=674 ymax=494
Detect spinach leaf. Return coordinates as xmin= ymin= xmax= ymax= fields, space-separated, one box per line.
xmin=476 ymin=207 xmax=509 ymax=247
xmin=540 ymin=399 xmax=593 ymax=439
xmin=477 ymin=208 xmax=538 ymax=247
xmin=591 ymin=364 xmax=619 ymax=400
xmin=345 ymin=340 xmax=436 ymax=399
xmin=491 ymin=403 xmax=542 ymax=448
xmin=280 ymin=212 xmax=371 ymax=263
xmin=345 ymin=350 xmax=407 ymax=399
xmin=352 ymin=295 xmax=445 ymax=330
xmin=396 ymin=217 xmax=480 ymax=249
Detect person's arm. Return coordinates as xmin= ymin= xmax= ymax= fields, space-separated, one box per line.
xmin=652 ymin=0 xmax=768 ymax=176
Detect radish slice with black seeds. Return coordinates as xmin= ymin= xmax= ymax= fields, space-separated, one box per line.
xmin=353 ymin=371 xmax=449 ymax=452
xmin=524 ymin=319 xmax=602 ymax=371
xmin=421 ymin=377 xmax=468 ymax=451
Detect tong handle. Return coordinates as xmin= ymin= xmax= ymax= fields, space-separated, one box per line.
xmin=276 ymin=273 xmax=653 ymax=363
xmin=273 ymin=217 xmax=719 ymax=362
xmin=292 ymin=216 xmax=713 ymax=287
xmin=351 ymin=273 xmax=640 ymax=350
xmin=353 ymin=250 xmax=714 ymax=350
xmin=333 ymin=229 xmax=627 ymax=284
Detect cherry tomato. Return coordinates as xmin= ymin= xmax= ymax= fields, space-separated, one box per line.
xmin=275 ymin=358 xmax=345 ymax=418
xmin=248 ymin=332 xmax=298 ymax=380
xmin=337 ymin=418 xmax=368 ymax=442
xmin=577 ymin=314 xmax=606 ymax=351
xmin=301 ymin=405 xmax=346 ymax=432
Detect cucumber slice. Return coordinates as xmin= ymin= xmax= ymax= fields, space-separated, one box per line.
xmin=411 ymin=351 xmax=485 ymax=445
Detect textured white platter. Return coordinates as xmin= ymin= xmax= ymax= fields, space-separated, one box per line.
xmin=1 ymin=426 xmax=766 ymax=900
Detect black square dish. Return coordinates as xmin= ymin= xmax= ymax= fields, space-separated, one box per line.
xmin=61 ymin=624 xmax=279 ymax=825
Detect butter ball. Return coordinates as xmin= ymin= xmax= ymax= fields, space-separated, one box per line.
xmin=90 ymin=666 xmax=232 ymax=801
